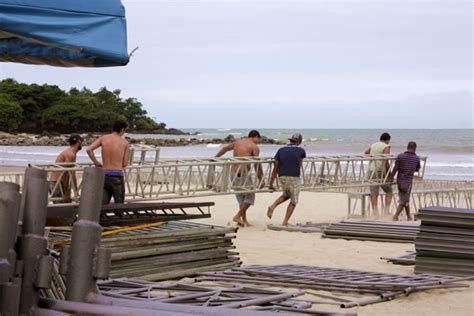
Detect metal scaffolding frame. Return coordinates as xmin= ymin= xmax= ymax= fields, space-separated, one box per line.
xmin=47 ymin=201 xmax=213 ymax=226
xmin=347 ymin=184 xmax=473 ymax=218
xmin=1 ymin=154 xmax=427 ymax=203
xmin=1 ymin=167 xmax=295 ymax=315
xmin=199 ymin=264 xmax=472 ymax=308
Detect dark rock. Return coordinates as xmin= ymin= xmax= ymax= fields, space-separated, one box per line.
xmin=223 ymin=135 xmax=235 ymax=142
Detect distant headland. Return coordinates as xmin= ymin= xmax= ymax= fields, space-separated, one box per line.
xmin=0 ymin=78 xmax=187 ymax=135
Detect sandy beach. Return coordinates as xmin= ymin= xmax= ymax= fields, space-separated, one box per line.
xmin=182 ymin=191 xmax=474 ymax=316
xmin=0 ymin=164 xmax=471 ymax=315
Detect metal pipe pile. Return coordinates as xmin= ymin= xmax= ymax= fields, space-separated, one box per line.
xmin=321 ymin=221 xmax=420 ymax=243
xmin=49 ymin=221 xmax=241 ymax=281
xmin=267 ymin=222 xmax=330 ymax=233
xmin=96 ymin=278 xmax=358 ymax=315
xmin=199 ymin=264 xmax=472 ymax=308
xmin=380 ymin=251 xmax=416 ymax=265
xmin=415 ymin=206 xmax=474 ymax=276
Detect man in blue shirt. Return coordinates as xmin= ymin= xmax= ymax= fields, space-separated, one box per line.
xmin=268 ymin=133 xmax=306 ymax=226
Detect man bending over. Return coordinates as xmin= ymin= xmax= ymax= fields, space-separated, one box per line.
xmin=215 ymin=130 xmax=264 ymax=227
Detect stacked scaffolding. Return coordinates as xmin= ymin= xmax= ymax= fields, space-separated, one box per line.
xmin=415 ymin=207 xmax=474 ymax=276
xmin=322 ymin=221 xmax=420 ymax=243
xmin=49 ymin=221 xmax=241 ymax=281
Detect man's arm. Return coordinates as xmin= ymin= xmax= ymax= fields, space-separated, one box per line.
xmin=300 ymin=149 xmax=306 ymax=170
xmin=269 ymin=160 xmax=280 ymax=190
xmin=86 ymin=137 xmax=103 ymax=167
xmin=252 ymin=146 xmax=264 ymax=187
xmin=383 ymin=145 xmax=391 ymax=172
xmin=122 ymin=142 xmax=130 ymax=168
xmin=364 ymin=147 xmax=371 ymax=155
xmin=389 ymin=157 xmax=399 ymax=181
xmin=215 ymin=142 xmax=235 ymax=157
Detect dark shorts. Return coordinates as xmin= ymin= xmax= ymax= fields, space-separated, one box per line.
xmin=102 ymin=175 xmax=125 ymax=204
xmin=398 ymin=184 xmax=412 ymax=206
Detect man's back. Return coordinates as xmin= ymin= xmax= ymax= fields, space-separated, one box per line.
xmin=369 ymin=141 xmax=390 ymax=172
xmin=275 ymin=145 xmax=306 ymax=177
xmin=232 ymin=138 xmax=259 ymax=157
xmin=100 ymin=133 xmax=129 ymax=170
xmin=395 ymin=152 xmax=420 ymax=185
xmin=50 ymin=148 xmax=77 ymax=182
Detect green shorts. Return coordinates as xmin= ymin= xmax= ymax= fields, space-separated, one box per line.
xmin=279 ymin=176 xmax=301 ymax=205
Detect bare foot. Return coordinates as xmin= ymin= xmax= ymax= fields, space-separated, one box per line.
xmin=407 ymin=217 xmax=413 ymax=221
xmin=244 ymin=221 xmax=252 ymax=227
xmin=267 ymin=206 xmax=275 ymax=219
xmin=282 ymin=222 xmax=290 ymax=226
xmin=233 ymin=217 xmax=245 ymax=227
xmin=392 ymin=216 xmax=399 ymax=221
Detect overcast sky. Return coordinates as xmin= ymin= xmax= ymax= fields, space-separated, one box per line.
xmin=0 ymin=0 xmax=472 ymax=129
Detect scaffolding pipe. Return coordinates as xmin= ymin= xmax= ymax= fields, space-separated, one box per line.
xmin=88 ymin=293 xmax=296 ymax=316
xmin=39 ymin=298 xmax=192 ymax=316
xmin=65 ymin=167 xmax=105 ymax=302
xmin=0 ymin=182 xmax=21 ymax=255
xmin=17 ymin=170 xmax=49 ymax=314
xmin=19 ymin=168 xmax=48 ymax=233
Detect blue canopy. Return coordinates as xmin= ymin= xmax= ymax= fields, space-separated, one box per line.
xmin=0 ymin=0 xmax=129 ymax=67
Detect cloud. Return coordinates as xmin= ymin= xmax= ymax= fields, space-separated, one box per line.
xmin=1 ymin=0 xmax=471 ymax=128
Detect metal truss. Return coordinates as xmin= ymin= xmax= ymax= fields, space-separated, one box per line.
xmin=348 ymin=184 xmax=473 ymax=218
xmin=1 ymin=154 xmax=427 ymax=203
xmin=199 ymin=264 xmax=472 ymax=308
xmin=47 ymin=201 xmax=213 ymax=226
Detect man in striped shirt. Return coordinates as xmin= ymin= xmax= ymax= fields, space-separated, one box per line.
xmin=389 ymin=141 xmax=421 ymax=221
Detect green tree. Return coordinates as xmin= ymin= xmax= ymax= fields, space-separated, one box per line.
xmin=0 ymin=94 xmax=23 ymax=131
xmin=0 ymin=78 xmax=172 ymax=134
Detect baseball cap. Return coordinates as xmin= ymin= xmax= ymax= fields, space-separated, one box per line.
xmin=69 ymin=134 xmax=83 ymax=145
xmin=289 ymin=133 xmax=303 ymax=143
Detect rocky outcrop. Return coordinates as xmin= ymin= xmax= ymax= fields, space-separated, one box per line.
xmin=0 ymin=132 xmax=285 ymax=147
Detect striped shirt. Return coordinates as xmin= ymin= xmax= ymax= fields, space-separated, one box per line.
xmin=395 ymin=151 xmax=420 ymax=187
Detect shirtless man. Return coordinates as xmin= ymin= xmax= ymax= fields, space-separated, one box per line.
xmin=215 ymin=130 xmax=264 ymax=226
xmin=49 ymin=134 xmax=83 ymax=203
xmin=87 ymin=121 xmax=129 ymax=204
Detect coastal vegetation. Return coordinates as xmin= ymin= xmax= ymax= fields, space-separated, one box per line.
xmin=0 ymin=79 xmax=185 ymax=134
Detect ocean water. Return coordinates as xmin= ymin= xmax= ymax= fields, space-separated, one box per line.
xmin=0 ymin=129 xmax=472 ymax=181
